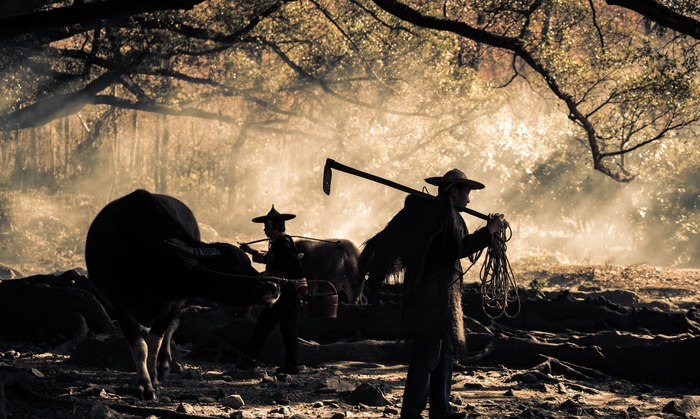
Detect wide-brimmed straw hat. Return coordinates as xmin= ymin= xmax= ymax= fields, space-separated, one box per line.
xmin=425 ymin=168 xmax=485 ymax=190
xmin=251 ymin=205 xmax=296 ymax=223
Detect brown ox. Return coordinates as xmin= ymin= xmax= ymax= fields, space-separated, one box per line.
xmin=294 ymin=238 xmax=365 ymax=305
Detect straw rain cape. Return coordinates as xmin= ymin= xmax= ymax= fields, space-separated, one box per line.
xmin=360 ymin=194 xmax=471 ymax=355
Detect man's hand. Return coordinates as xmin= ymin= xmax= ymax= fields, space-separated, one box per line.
xmin=487 ymin=213 xmax=508 ymax=234
xmin=239 ymin=242 xmax=254 ymax=254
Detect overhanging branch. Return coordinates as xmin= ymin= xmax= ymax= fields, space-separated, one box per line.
xmin=369 ymin=0 xmax=633 ymax=181
xmin=92 ymin=95 xmax=243 ymax=124
xmin=605 ymin=0 xmax=700 ymax=40
xmin=0 ymin=0 xmax=204 ymax=42
xmin=0 ymin=70 xmax=123 ymax=130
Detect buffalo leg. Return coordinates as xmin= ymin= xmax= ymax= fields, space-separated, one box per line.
xmin=145 ymin=332 xmax=164 ymax=394
xmin=157 ymin=318 xmax=180 ymax=379
xmin=128 ymin=334 xmax=156 ymax=400
xmin=119 ymin=312 xmax=157 ymax=400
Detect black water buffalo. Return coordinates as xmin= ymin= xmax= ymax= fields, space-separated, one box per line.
xmin=85 ymin=189 xmax=280 ymax=400
xmin=295 ymin=239 xmax=365 ymax=304
xmin=0 ymin=270 xmax=114 ymax=352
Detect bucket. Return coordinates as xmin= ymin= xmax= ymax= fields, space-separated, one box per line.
xmin=308 ymin=281 xmax=338 ymax=319
xmin=225 ymin=304 xmax=253 ymax=318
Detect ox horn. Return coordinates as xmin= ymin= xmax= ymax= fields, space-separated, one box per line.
xmin=163 ymin=239 xmax=222 ymax=258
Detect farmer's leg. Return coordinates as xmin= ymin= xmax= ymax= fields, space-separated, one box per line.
xmin=400 ymin=337 xmax=442 ymax=419
xmin=428 ymin=335 xmax=455 ymax=418
xmin=278 ymin=290 xmax=300 ymax=368
xmin=246 ymin=289 xmax=290 ymax=359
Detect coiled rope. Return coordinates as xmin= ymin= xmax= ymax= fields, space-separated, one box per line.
xmin=479 ymin=223 xmax=520 ymax=319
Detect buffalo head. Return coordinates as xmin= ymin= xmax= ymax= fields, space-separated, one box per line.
xmin=164 ymin=239 xmax=280 ymax=306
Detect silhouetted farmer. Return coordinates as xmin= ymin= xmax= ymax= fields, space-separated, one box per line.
xmin=240 ymin=206 xmax=307 ymax=374
xmin=360 ymin=169 xmax=507 ymax=419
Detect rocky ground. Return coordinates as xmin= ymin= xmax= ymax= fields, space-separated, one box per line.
xmin=1 ymin=262 xmax=699 ymax=419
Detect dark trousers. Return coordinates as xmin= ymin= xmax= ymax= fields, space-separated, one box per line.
xmin=246 ymin=286 xmax=299 ymax=366
xmin=400 ymin=333 xmax=454 ymax=419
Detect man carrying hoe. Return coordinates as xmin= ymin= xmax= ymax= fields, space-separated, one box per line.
xmin=360 ymin=168 xmax=507 ymax=419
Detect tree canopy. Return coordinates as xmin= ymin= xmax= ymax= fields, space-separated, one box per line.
xmin=0 ymin=0 xmax=697 ymax=181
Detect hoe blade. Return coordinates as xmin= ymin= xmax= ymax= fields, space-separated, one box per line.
xmin=322 ymin=158 xmax=334 ymax=195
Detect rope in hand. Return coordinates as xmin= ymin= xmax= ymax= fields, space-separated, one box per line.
xmin=479 ymin=222 xmax=520 ymax=319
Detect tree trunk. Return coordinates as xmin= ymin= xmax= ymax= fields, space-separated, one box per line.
xmin=52 ymin=120 xmax=60 ymax=176
xmin=109 ymin=113 xmax=119 ymax=200
xmin=11 ymin=129 xmax=25 ymax=190
xmin=63 ymin=117 xmax=70 ymax=176
xmin=158 ymin=114 xmax=169 ymax=193
xmin=153 ymin=114 xmax=161 ymax=192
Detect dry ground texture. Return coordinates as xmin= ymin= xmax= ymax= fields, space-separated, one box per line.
xmin=1 ymin=262 xmax=699 ymax=419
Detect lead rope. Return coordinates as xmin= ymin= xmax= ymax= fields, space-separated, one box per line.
xmin=479 ymin=224 xmax=520 ymax=319
xmin=452 ymin=222 xmax=520 ymax=319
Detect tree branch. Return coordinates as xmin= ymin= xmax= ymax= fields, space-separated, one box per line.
xmin=264 ymin=40 xmax=433 ymax=118
xmin=588 ymin=0 xmax=605 ymax=50
xmin=369 ymin=0 xmax=633 ymax=180
xmin=0 ymin=0 xmax=204 ymax=42
xmin=0 ymin=70 xmax=123 ymax=130
xmin=605 ymin=0 xmax=700 ymax=40
xmin=92 ymin=95 xmax=244 ymax=124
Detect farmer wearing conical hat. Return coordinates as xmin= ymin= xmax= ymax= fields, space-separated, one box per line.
xmin=240 ymin=205 xmax=307 ymax=374
xmin=360 ymin=168 xmax=507 ymax=419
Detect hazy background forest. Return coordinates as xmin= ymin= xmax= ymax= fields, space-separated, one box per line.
xmin=0 ymin=0 xmax=697 ymax=275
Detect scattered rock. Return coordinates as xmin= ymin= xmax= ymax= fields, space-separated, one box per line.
xmin=312 ymin=401 xmax=324 ymax=408
xmin=229 ymin=412 xmax=244 ymax=419
xmin=88 ymin=403 xmax=122 ymax=419
xmin=261 ymin=371 xmax=276 ymax=383
xmin=560 ymin=399 xmax=581 ymax=414
xmin=275 ymin=372 xmax=292 ymax=382
xmin=662 ymin=396 xmax=700 ymax=418
xmin=384 ymin=406 xmax=399 ymax=415
xmin=329 ymin=413 xmax=346 ymax=419
xmin=269 ymin=406 xmax=293 ymax=416
xmin=221 ymin=394 xmax=245 ymax=408
xmin=323 ymin=377 xmax=357 ymax=392
xmin=349 ymin=383 xmax=390 ymax=406
xmin=176 ymin=403 xmax=194 ymax=414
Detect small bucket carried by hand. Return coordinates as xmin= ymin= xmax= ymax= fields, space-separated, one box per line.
xmin=308 ymin=280 xmax=338 ymax=319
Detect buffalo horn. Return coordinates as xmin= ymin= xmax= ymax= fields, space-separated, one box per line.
xmin=163 ymin=239 xmax=222 ymax=258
